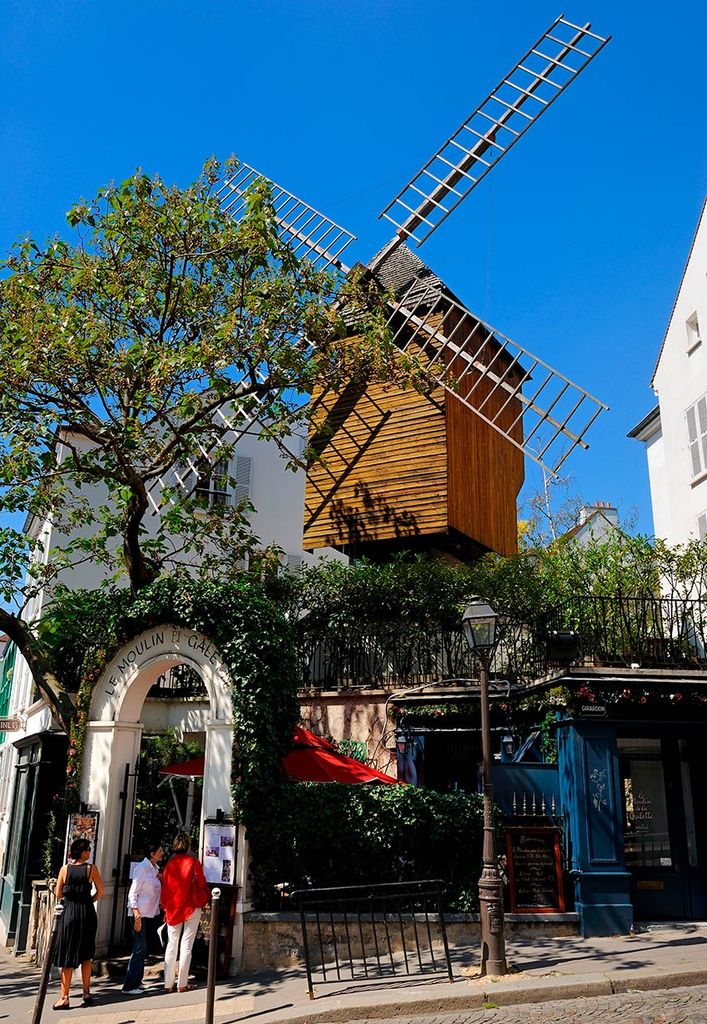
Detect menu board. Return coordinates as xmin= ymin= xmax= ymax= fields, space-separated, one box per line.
xmin=505 ymin=827 xmax=565 ymax=913
xmin=203 ymin=822 xmax=236 ymax=885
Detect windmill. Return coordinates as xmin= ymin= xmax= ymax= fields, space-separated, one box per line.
xmin=154 ymin=14 xmax=610 ymax=560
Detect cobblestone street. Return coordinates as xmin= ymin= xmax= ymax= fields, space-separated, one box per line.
xmin=349 ymin=985 xmax=707 ymax=1024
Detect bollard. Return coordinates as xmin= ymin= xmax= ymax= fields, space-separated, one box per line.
xmin=204 ymin=887 xmax=221 ymax=1024
xmin=31 ymin=902 xmax=64 ymax=1024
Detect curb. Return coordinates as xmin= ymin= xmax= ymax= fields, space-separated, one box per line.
xmin=264 ymin=968 xmax=707 ymax=1024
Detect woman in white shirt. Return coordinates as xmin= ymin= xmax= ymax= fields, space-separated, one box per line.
xmin=122 ymin=842 xmax=163 ymax=995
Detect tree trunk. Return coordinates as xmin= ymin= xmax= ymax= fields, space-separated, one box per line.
xmin=122 ymin=477 xmax=160 ymax=591
xmin=0 ymin=607 xmax=70 ymax=733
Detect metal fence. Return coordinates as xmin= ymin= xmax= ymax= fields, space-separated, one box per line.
xmin=291 ymin=879 xmax=454 ymax=999
xmin=298 ymin=597 xmax=707 ymax=692
xmin=547 ymin=595 xmax=707 ymax=669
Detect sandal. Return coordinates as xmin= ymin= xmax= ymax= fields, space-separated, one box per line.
xmin=52 ymin=997 xmax=70 ymax=1010
xmin=82 ymin=992 xmax=95 ymax=1007
xmin=178 ymin=983 xmax=197 ymax=992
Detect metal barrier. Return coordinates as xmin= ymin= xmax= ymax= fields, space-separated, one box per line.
xmin=291 ymin=879 xmax=454 ymax=999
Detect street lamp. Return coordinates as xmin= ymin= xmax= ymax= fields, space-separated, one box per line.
xmin=462 ymin=598 xmax=507 ymax=977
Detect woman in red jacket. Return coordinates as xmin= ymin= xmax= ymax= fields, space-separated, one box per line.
xmin=161 ymin=833 xmax=211 ymax=992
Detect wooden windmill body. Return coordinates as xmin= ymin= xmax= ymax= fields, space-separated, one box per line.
xmin=303 ymin=245 xmax=525 ymax=559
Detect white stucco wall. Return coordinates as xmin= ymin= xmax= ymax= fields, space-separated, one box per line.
xmin=648 ymin=201 xmax=707 ymax=545
xmin=0 ymin=425 xmax=344 ymax=875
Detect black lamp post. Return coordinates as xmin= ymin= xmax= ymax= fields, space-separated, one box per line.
xmin=462 ymin=597 xmax=507 ymax=977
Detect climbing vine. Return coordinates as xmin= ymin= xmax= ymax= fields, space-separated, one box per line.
xmin=40 ymin=571 xmax=300 ymax=889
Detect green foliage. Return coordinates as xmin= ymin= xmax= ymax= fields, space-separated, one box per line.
xmin=133 ymin=731 xmax=203 ymax=855
xmin=0 ymin=160 xmax=421 ymax=721
xmin=39 ymin=572 xmax=300 ymax=836
xmin=258 ymin=783 xmax=486 ymax=911
xmin=290 ymin=536 xmax=707 ymax=648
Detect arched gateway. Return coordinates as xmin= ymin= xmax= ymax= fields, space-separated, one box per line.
xmin=81 ymin=625 xmax=238 ymax=954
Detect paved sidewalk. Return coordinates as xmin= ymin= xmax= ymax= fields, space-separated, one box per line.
xmin=2 ymin=923 xmax=707 ymax=1024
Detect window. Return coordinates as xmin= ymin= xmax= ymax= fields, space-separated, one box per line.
xmin=195 ymin=455 xmax=252 ymax=507
xmin=687 ymin=312 xmax=702 ymax=353
xmin=619 ymin=737 xmax=672 ymax=868
xmin=197 ymin=457 xmax=230 ymax=506
xmin=698 ymin=512 xmax=707 ymax=540
xmin=685 ymin=395 xmax=707 ymax=479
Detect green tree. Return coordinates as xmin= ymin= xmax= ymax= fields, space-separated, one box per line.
xmin=0 ymin=159 xmax=412 ymax=726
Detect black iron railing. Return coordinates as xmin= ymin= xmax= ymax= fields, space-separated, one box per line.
xmin=298 ymin=597 xmax=707 ymax=692
xmin=299 ymin=624 xmax=545 ymax=691
xmin=291 ymin=879 xmax=454 ymax=999
xmin=548 ymin=596 xmax=707 ymax=670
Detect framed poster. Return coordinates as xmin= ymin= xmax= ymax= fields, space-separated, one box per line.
xmin=202 ymin=821 xmax=236 ymax=885
xmin=65 ymin=810 xmax=100 ymax=864
xmin=505 ymin=826 xmax=565 ymax=913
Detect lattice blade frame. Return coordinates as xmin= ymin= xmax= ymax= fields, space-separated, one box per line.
xmin=387 ymin=284 xmax=608 ymax=476
xmin=379 ymin=15 xmax=610 ymax=247
xmin=148 ymin=161 xmax=350 ymax=514
xmin=216 ymin=162 xmax=356 ymax=272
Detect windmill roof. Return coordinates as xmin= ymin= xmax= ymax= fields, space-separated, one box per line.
xmin=368 ymin=242 xmax=447 ymax=303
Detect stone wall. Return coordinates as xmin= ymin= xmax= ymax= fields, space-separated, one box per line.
xmin=240 ymin=911 xmax=579 ymax=972
xmin=298 ymin=691 xmax=396 ymax=776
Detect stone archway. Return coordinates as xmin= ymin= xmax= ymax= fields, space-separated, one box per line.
xmin=81 ymin=624 xmax=234 ymax=951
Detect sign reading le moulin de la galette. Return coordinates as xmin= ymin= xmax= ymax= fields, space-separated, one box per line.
xmin=103 ymin=627 xmax=225 ymax=698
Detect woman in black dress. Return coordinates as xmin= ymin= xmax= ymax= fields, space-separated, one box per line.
xmin=53 ymin=837 xmax=104 ymax=1010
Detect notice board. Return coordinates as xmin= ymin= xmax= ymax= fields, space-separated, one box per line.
xmin=505 ymin=826 xmax=565 ymax=913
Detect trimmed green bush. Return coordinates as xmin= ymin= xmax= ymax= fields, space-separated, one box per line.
xmin=257 ymin=783 xmax=485 ymax=911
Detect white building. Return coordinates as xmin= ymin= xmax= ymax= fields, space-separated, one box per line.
xmin=0 ymin=427 xmax=341 ymax=953
xmin=630 ymin=199 xmax=707 ymax=544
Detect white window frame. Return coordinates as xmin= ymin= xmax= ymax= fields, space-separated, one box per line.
xmin=697 ymin=511 xmax=707 ymax=541
xmin=687 ymin=312 xmax=702 ymax=354
xmin=686 ymin=395 xmax=707 ymax=481
xmin=197 ymin=456 xmax=231 ymax=506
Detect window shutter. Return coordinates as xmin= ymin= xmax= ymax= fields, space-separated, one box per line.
xmin=233 ymin=456 xmax=252 ymax=505
xmin=686 ymin=402 xmax=705 ymax=477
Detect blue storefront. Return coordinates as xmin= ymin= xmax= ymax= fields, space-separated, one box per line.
xmin=557 ymin=701 xmax=707 ymax=934
xmin=394 ymin=664 xmax=707 ymax=935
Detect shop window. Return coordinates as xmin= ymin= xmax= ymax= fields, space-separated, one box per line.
xmin=618 ymin=737 xmax=672 ymax=868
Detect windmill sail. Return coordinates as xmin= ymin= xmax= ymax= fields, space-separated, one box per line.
xmin=152 ymin=9 xmax=612 ymax=513
xmin=148 ymin=166 xmax=348 ymax=513
xmin=384 ymin=268 xmax=607 ymax=476
xmin=216 ymin=162 xmax=356 ymax=272
xmin=368 ymin=241 xmax=606 ymax=476
xmin=378 ymin=15 xmax=610 ymax=248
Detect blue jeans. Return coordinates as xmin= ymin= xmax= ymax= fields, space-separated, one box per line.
xmin=123 ymin=917 xmax=150 ymax=991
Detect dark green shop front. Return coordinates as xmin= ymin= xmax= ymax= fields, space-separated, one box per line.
xmin=558 ymin=699 xmax=707 ymax=935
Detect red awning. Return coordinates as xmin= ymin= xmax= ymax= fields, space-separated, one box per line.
xmin=158 ymin=727 xmax=398 ymax=785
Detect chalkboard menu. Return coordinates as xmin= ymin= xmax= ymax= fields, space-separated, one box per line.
xmin=505 ymin=827 xmax=565 ymax=913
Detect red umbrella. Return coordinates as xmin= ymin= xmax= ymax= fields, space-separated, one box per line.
xmin=158 ymin=756 xmax=205 ymax=777
xmin=283 ymin=726 xmax=399 ymax=784
xmin=159 ymin=727 xmax=398 ymax=785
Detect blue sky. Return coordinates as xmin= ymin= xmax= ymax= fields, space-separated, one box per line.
xmin=2 ymin=0 xmax=706 ymax=536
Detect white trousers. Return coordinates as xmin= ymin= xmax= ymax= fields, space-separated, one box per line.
xmin=164 ymin=906 xmax=202 ymax=990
